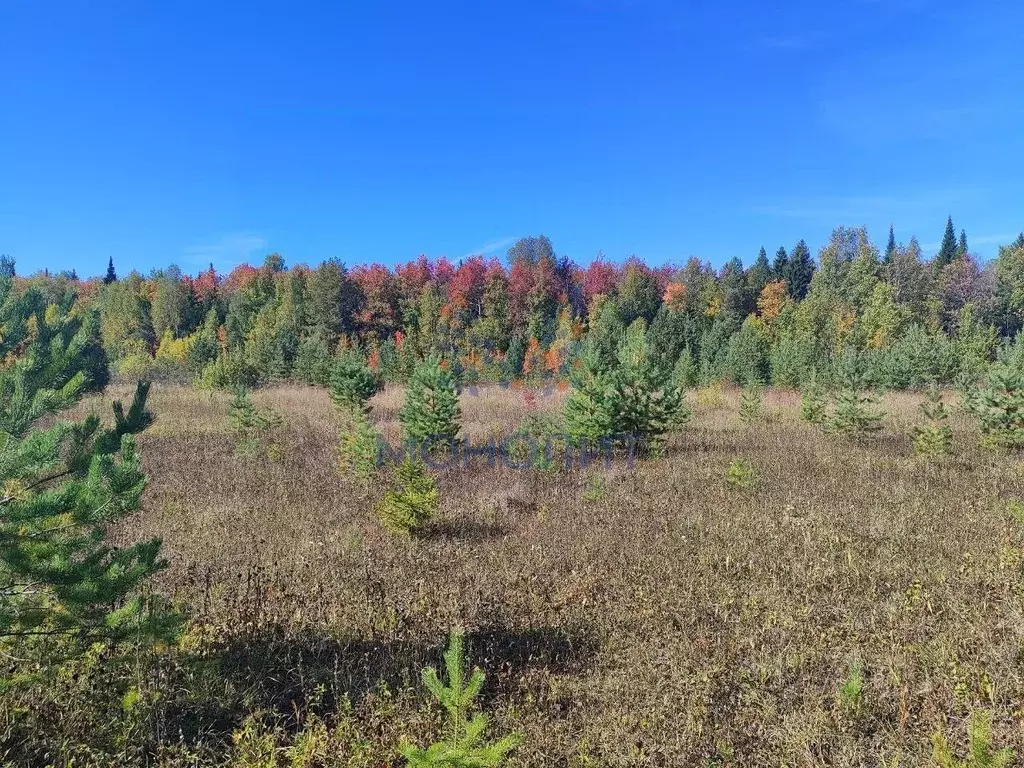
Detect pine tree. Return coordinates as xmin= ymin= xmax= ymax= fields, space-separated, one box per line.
xmin=565 ymin=319 xmax=688 ymax=451
xmin=103 ymin=257 xmax=117 ymax=285
xmin=0 ymin=255 xmax=14 ymax=280
xmin=912 ymin=385 xmax=953 ymax=457
xmin=937 ymin=215 xmax=959 ymax=268
xmin=739 ymin=381 xmax=764 ymax=425
xmin=338 ymin=407 xmax=382 ymax=480
xmin=401 ymin=630 xmax=521 ymax=767
xmin=0 ymin=281 xmax=173 ymax=652
xmin=827 ymin=369 xmax=884 ymax=439
xmin=228 ymin=388 xmax=282 ymax=459
xmin=958 ymin=229 xmax=969 ymax=258
xmin=932 ymin=709 xmax=1014 ymax=768
xmin=970 ymin=363 xmax=1024 ymax=450
xmin=800 ymin=372 xmax=827 ymax=425
xmin=399 ymin=355 xmax=462 ymax=448
xmin=885 ymin=225 xmax=897 ymax=263
xmin=329 ymin=350 xmax=382 ymax=412
xmin=377 ymin=456 xmax=438 ymax=536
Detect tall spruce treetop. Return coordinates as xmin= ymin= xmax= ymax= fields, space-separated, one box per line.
xmin=784 ymin=239 xmax=815 ymax=300
xmin=748 ymin=248 xmax=772 ymax=297
xmin=103 ymin=257 xmax=117 ymax=285
xmin=958 ymin=229 xmax=968 ymax=258
xmin=937 ymin=215 xmax=959 ymax=267
xmin=771 ymin=246 xmax=789 ymax=281
xmin=0 ymin=279 xmax=173 ymax=651
xmin=885 ymin=225 xmax=897 ymax=263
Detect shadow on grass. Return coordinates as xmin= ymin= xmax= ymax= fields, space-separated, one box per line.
xmin=174 ymin=622 xmax=599 ymax=736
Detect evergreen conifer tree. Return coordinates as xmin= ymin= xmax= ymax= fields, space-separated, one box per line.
xmin=329 ymin=350 xmax=383 ymax=412
xmin=399 ymin=355 xmax=462 ymax=448
xmin=565 ymin=319 xmax=688 ymax=451
xmin=937 ymin=215 xmax=959 ymax=267
xmin=0 ymin=281 xmax=173 ymax=651
xmin=970 ymin=363 xmax=1024 ymax=450
xmin=401 ymin=630 xmax=521 ymax=767
xmin=827 ymin=369 xmax=884 ymax=439
xmin=958 ymin=229 xmax=969 ymax=258
xmin=772 ymin=246 xmax=789 ymax=281
xmin=103 ymin=257 xmax=117 ymax=285
xmin=885 ymin=225 xmax=897 ymax=263
xmin=377 ymin=456 xmax=438 ymax=536
xmin=784 ymin=240 xmax=815 ymax=299
xmin=912 ymin=385 xmax=953 ymax=457
xmin=739 ymin=381 xmax=764 ymax=425
xmin=800 ymin=371 xmax=827 ymax=425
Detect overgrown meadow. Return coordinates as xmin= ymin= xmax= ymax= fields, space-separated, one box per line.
xmin=6 ymin=381 xmax=1024 ymax=767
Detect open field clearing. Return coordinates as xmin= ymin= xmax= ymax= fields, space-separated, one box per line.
xmin=11 ymin=383 xmax=1021 ymax=766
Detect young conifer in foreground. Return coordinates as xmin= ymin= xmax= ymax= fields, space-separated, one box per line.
xmin=399 ymin=355 xmax=462 ymax=449
xmin=739 ymin=381 xmax=764 ymax=425
xmin=800 ymin=372 xmax=827 ymax=425
xmin=376 ymin=456 xmax=439 ymax=535
xmin=329 ymin=349 xmax=383 ymax=412
xmin=969 ymin=363 xmax=1024 ymax=450
xmin=0 ymin=281 xmax=175 ymax=660
xmin=401 ymin=630 xmax=521 ymax=767
xmin=827 ymin=369 xmax=884 ymax=439
xmin=912 ymin=385 xmax=953 ymax=457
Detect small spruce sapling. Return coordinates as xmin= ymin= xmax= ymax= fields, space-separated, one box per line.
xmin=932 ymin=709 xmax=1014 ymax=768
xmin=827 ymin=370 xmax=884 ymax=439
xmin=376 ymin=456 xmax=439 ymax=536
xmin=329 ymin=351 xmax=382 ymax=412
xmin=912 ymin=385 xmax=953 ymax=457
xmin=800 ymin=372 xmax=827 ymax=425
xmin=401 ymin=630 xmax=521 ymax=767
xmin=228 ymin=388 xmax=282 ymax=459
xmin=739 ymin=381 xmax=764 ymax=425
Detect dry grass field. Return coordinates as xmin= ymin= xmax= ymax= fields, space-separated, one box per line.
xmin=13 ymin=383 xmax=1024 ymax=766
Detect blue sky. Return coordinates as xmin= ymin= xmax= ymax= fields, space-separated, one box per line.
xmin=2 ymin=0 xmax=1022 ymax=277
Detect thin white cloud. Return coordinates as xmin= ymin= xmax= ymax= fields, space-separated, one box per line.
xmin=183 ymin=232 xmax=268 ymax=268
xmin=463 ymin=236 xmax=517 ymax=259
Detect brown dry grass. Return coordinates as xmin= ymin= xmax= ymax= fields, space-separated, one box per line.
xmin=27 ymin=383 xmax=1024 ymax=765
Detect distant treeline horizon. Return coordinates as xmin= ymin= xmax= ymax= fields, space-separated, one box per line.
xmin=2 ymin=218 xmax=1023 ymax=391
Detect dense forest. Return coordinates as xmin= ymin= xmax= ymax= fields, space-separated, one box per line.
xmin=5 ymin=217 xmax=1024 ymax=391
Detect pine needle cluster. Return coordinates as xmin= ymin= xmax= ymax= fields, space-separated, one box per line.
xmin=0 ymin=281 xmax=174 ymax=659
xmin=401 ymin=630 xmax=521 ymax=767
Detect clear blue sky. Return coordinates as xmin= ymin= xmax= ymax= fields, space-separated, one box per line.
xmin=3 ymin=0 xmax=1023 ymax=278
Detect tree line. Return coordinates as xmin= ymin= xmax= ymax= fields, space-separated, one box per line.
xmin=4 ymin=217 xmax=1024 ymax=391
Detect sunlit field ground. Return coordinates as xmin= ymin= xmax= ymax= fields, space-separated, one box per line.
xmin=36 ymin=384 xmax=1024 ymax=765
